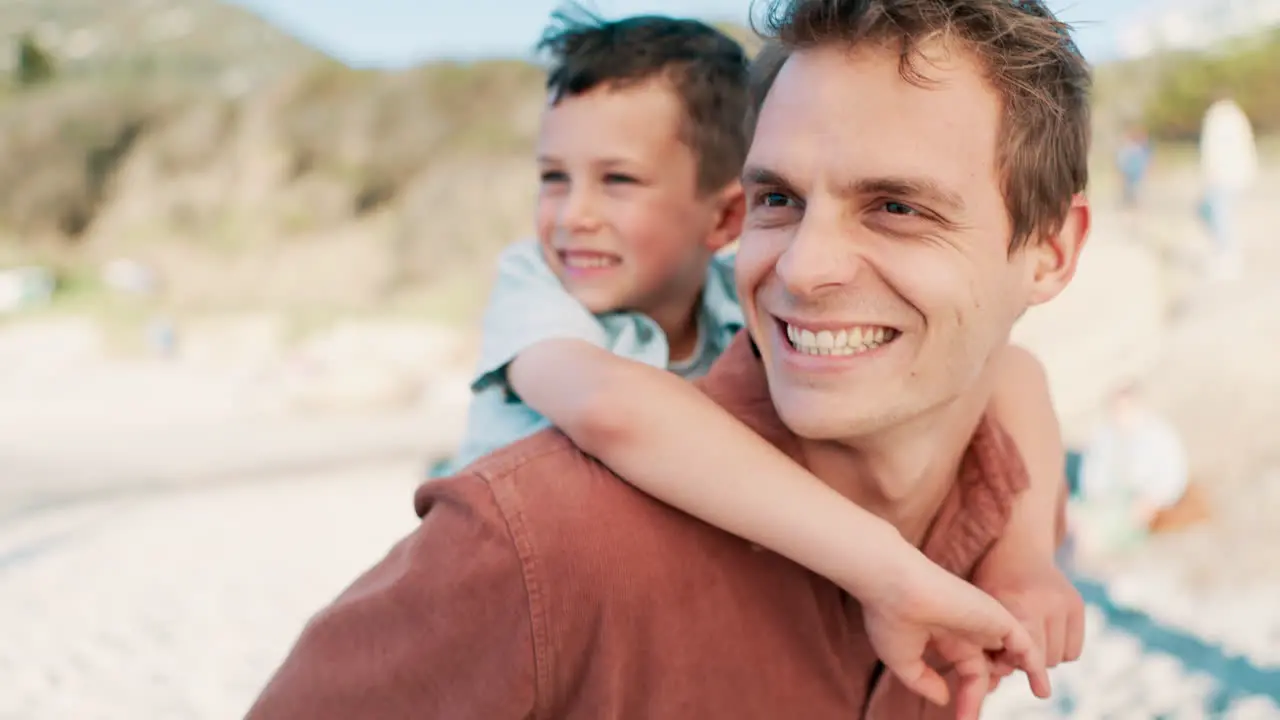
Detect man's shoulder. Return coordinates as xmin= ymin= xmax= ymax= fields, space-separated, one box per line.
xmin=422 ymin=429 xmax=666 ymax=539
xmin=439 ymin=427 xmax=592 ymax=492
xmin=420 ymin=428 xmax=740 ymax=590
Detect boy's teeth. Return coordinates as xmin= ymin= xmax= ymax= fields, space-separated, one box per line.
xmin=564 ymin=253 xmax=619 ymax=268
xmin=785 ymin=323 xmax=897 ymax=356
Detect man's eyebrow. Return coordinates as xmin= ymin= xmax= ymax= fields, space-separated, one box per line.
xmin=740 ymin=165 xmax=797 ymax=190
xmin=849 ymin=176 xmax=966 ymax=213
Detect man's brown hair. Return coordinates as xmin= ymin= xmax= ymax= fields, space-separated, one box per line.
xmin=747 ymin=0 xmax=1092 ymax=249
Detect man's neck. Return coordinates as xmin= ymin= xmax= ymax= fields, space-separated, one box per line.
xmin=798 ymin=377 xmax=995 ymax=547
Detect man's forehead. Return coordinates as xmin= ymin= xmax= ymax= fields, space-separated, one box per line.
xmin=746 ymin=44 xmax=1000 ymax=197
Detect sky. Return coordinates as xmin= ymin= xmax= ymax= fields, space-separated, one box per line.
xmin=227 ymin=0 xmax=1156 ymax=68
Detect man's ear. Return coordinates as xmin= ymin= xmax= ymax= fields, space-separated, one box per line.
xmin=1025 ymin=193 xmax=1090 ymax=307
xmin=706 ymin=181 xmax=746 ymax=252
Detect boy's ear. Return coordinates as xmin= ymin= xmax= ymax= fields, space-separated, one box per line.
xmin=707 ymin=181 xmax=745 ymax=252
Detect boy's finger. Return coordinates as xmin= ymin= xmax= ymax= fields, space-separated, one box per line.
xmin=999 ymin=625 xmax=1052 ymax=699
xmin=954 ymin=677 xmax=987 ymax=720
xmin=951 ymin=658 xmax=990 ymax=720
xmin=888 ymin=658 xmax=951 ymax=707
xmin=1045 ymin=617 xmax=1066 ymax=667
xmin=952 ymin=588 xmax=1029 ymax=650
xmin=1064 ymin=604 xmax=1086 ymax=662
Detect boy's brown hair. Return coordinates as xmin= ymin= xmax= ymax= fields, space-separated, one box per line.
xmin=537 ymin=4 xmax=751 ymax=194
xmin=748 ymin=0 xmax=1092 ymax=249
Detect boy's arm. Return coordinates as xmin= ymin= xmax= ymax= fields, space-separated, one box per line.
xmin=974 ymin=345 xmax=1085 ymax=671
xmin=471 ymin=240 xmax=610 ymax=392
xmin=509 ymin=339 xmax=1052 ymax=711
xmin=990 ymin=345 xmax=1069 ymax=555
xmin=508 ymin=338 xmax=902 ymax=595
xmin=448 ymin=240 xmax=615 ymax=469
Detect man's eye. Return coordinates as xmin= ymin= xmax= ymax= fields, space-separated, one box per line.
xmin=756 ymin=191 xmax=795 ymax=208
xmin=604 ymin=173 xmax=638 ymax=184
xmin=883 ymin=201 xmax=919 ymax=216
xmin=540 ymin=170 xmax=568 ymax=183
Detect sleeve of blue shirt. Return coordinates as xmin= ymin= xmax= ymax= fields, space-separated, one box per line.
xmin=471 ymin=239 xmax=609 ymax=392
xmin=441 ymin=239 xmax=707 ymax=475
xmin=444 ymin=240 xmax=609 ymax=473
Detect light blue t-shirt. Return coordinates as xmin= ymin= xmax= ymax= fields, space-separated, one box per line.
xmin=442 ymin=239 xmax=743 ymax=474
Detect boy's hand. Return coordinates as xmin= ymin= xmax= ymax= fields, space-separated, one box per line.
xmin=860 ymin=547 xmax=1053 ymax=720
xmin=972 ymin=545 xmax=1085 ymax=686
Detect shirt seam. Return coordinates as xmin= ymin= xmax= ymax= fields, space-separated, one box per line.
xmin=473 ymin=446 xmax=575 ymax=719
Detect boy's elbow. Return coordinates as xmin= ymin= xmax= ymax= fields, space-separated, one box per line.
xmin=564 ymin=385 xmax=636 ymax=457
xmin=561 ymin=360 xmax=679 ymax=458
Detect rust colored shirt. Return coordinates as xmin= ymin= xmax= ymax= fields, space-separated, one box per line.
xmin=247 ymin=334 xmax=1029 ymax=720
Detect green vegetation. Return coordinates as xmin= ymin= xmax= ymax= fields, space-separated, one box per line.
xmin=278 ymin=58 xmax=544 ymax=208
xmin=1112 ymin=28 xmax=1280 ymax=141
xmin=15 ymin=34 xmax=56 ymax=87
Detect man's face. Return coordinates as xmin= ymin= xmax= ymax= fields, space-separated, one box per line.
xmin=535 ymin=79 xmax=732 ymax=316
xmin=737 ymin=43 xmax=1079 ymax=441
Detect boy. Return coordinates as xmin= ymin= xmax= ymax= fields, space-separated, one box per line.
xmin=448 ymin=7 xmax=1079 ymax=699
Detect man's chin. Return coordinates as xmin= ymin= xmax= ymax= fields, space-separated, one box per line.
xmin=772 ymin=398 xmax=882 ymax=443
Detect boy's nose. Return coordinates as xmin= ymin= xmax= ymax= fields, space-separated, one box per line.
xmin=560 ymin=188 xmax=604 ymax=234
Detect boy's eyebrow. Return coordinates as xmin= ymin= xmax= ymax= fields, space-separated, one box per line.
xmin=536 ymin=155 xmax=642 ymax=168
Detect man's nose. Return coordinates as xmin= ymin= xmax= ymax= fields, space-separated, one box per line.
xmin=775 ymin=215 xmax=864 ymax=297
xmin=560 ymin=185 xmax=603 ymax=234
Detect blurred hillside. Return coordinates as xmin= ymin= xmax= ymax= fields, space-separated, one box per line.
xmin=0 ymin=2 xmax=1273 ymax=324
xmin=0 ymin=0 xmax=322 ymax=87
xmin=0 ymin=0 xmax=552 ymax=318
xmin=1093 ymin=25 xmax=1280 ymax=140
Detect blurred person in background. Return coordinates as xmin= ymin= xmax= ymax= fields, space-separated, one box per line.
xmin=1198 ymin=91 xmax=1257 ymax=280
xmin=1116 ymin=124 xmax=1151 ymax=209
xmin=1071 ymin=383 xmax=1206 ymax=560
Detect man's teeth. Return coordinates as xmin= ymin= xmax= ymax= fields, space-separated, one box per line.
xmin=785 ymin=324 xmax=897 ymax=356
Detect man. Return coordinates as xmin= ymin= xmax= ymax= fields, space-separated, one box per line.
xmin=247 ymin=1 xmax=1092 ymax=718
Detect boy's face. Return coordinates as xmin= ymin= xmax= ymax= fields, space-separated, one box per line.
xmin=535 ymin=79 xmax=736 ymax=317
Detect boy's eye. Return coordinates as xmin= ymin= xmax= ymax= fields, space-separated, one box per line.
xmin=540 ymin=170 xmax=568 ymax=183
xmin=604 ymin=173 xmax=638 ymax=185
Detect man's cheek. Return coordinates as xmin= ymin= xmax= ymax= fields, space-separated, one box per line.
xmin=733 ymin=244 xmax=773 ymax=296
